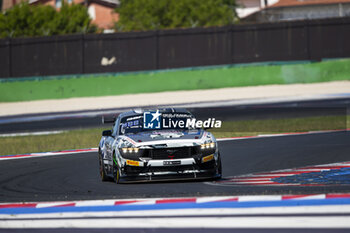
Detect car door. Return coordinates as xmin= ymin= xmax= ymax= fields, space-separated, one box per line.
xmin=106 ymin=117 xmax=120 ymax=161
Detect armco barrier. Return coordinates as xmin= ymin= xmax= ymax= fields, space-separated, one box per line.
xmin=9 ymin=35 xmax=84 ymax=77
xmin=0 ymin=17 xmax=350 ymax=78
xmin=83 ymin=31 xmax=157 ymax=73
xmin=0 ymin=39 xmax=10 ymax=78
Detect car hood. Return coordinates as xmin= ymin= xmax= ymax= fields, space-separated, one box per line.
xmin=122 ymin=129 xmax=207 ymax=147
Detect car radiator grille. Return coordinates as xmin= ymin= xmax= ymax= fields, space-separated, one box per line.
xmin=148 ymin=147 xmax=195 ymax=160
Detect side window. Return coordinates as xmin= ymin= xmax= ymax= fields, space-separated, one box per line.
xmin=112 ymin=117 xmax=120 ymax=137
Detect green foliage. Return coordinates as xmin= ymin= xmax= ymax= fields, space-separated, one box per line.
xmin=115 ymin=0 xmax=238 ymax=31
xmin=0 ymin=2 xmax=97 ymax=38
xmin=51 ymin=3 xmax=97 ymax=34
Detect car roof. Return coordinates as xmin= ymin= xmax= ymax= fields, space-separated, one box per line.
xmin=118 ymin=108 xmax=191 ymax=119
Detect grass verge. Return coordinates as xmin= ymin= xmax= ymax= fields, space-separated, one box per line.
xmin=0 ymin=115 xmax=347 ymax=156
xmin=1 ymin=59 xmax=350 ymax=102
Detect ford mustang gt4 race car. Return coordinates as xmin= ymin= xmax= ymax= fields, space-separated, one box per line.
xmin=98 ymin=108 xmax=222 ymax=183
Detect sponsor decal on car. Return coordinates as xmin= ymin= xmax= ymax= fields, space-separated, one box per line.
xmin=126 ymin=160 xmax=140 ymax=166
xmin=202 ymin=154 xmax=214 ymax=163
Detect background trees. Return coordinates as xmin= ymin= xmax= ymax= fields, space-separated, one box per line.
xmin=115 ymin=0 xmax=238 ymax=31
xmin=0 ymin=3 xmax=97 ymax=38
xmin=0 ymin=0 xmax=239 ymax=38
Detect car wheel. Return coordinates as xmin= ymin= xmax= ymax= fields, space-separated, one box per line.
xmin=113 ymin=152 xmax=120 ymax=184
xmin=216 ymin=152 xmax=222 ymax=179
xmin=99 ymin=151 xmax=109 ymax=182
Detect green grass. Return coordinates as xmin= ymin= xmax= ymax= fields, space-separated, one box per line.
xmin=0 ymin=128 xmax=103 ymax=156
xmin=0 ymin=115 xmax=347 ymax=156
xmin=1 ymin=58 xmax=350 ymax=102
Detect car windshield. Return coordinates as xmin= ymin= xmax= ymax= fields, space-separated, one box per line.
xmin=119 ymin=112 xmax=194 ymax=135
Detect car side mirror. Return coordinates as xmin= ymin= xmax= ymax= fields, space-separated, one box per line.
xmin=102 ymin=130 xmax=112 ymax=137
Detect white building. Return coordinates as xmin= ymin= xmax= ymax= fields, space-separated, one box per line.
xmin=236 ymin=0 xmax=279 ymax=18
xmin=241 ymin=0 xmax=350 ymax=22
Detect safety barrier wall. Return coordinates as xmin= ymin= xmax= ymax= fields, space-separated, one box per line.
xmin=0 ymin=17 xmax=349 ymax=78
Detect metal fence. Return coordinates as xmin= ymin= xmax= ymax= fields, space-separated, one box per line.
xmin=1 ymin=17 xmax=350 ymax=79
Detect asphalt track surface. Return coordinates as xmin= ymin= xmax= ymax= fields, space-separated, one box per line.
xmin=1 ymin=131 xmax=349 ymax=203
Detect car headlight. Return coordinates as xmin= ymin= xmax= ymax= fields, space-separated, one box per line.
xmin=121 ymin=147 xmax=140 ymax=153
xmin=199 ymin=141 xmax=216 ymax=157
xmin=200 ymin=142 xmax=215 ymax=150
xmin=119 ymin=147 xmax=142 ymax=160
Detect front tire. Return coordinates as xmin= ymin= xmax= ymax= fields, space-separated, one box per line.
xmin=216 ymin=152 xmax=222 ymax=179
xmin=99 ymin=150 xmax=109 ymax=182
xmin=113 ymin=152 xmax=120 ymax=184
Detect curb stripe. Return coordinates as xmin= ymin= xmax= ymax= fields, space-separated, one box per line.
xmin=2 ymin=198 xmax=350 ymax=215
xmin=156 ymin=198 xmax=197 ymax=204
xmin=0 ymin=204 xmax=37 ymax=209
xmin=326 ymin=194 xmax=350 ymax=198
xmin=0 ymin=148 xmax=98 ymax=160
xmin=211 ymin=161 xmax=350 ymax=186
xmin=114 ymin=200 xmax=141 ymax=205
xmin=1 ymin=193 xmax=350 ymax=210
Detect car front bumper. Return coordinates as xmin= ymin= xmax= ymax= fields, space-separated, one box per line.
xmin=119 ymin=157 xmax=219 ymax=183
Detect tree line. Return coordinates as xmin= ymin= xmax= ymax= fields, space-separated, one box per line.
xmin=0 ymin=0 xmax=238 ymax=38
xmin=115 ymin=0 xmax=238 ymax=31
xmin=0 ymin=3 xmax=97 ymax=38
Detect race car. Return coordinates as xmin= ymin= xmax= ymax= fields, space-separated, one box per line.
xmin=98 ymin=108 xmax=222 ymax=183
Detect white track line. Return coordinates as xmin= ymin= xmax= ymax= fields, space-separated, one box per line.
xmin=2 ymin=216 xmax=350 ymax=229
xmin=2 ymin=205 xmax=350 ymax=219
xmin=0 ymin=131 xmax=65 ymax=137
xmin=0 ymin=148 xmax=98 ymax=161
